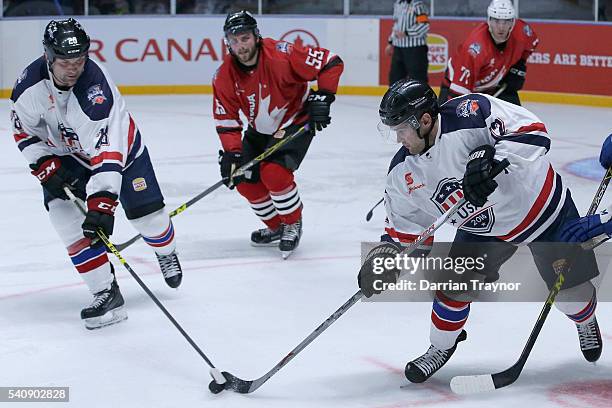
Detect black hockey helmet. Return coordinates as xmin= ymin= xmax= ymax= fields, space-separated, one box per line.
xmin=223 ymin=10 xmax=260 ymax=38
xmin=379 ymin=79 xmax=439 ymax=129
xmin=43 ymin=18 xmax=90 ymax=62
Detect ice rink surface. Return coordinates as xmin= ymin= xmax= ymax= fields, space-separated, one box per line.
xmin=1 ymin=95 xmax=611 ymax=407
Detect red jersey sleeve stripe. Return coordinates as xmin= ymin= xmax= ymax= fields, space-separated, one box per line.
xmin=385 ymin=227 xmax=434 ymax=246
xmin=91 ymin=151 xmax=124 ymax=166
xmin=127 ymin=115 xmax=136 ymax=153
xmin=514 ymin=122 xmax=547 ymax=134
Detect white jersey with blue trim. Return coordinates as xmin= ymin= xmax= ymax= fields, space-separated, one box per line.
xmin=384 ymin=93 xmax=565 ymax=246
xmin=9 ymin=56 xmax=145 ymax=197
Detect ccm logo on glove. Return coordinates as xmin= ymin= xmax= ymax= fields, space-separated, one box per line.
xmin=34 ymin=160 xmax=58 ymax=181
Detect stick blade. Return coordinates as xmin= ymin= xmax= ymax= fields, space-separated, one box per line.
xmin=222 ymin=372 xmax=255 ymax=394
xmin=450 ymin=374 xmax=496 ymax=395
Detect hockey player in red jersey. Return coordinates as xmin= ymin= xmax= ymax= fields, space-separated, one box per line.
xmin=213 ymin=11 xmax=344 ymax=259
xmin=439 ymin=0 xmax=539 ymax=106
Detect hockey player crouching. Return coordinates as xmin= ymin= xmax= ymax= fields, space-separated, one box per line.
xmin=213 ymin=11 xmax=344 ymax=259
xmin=358 ymin=79 xmax=602 ymax=383
xmin=10 ymin=19 xmax=183 ymax=329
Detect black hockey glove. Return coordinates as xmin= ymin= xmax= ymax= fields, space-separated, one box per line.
xmin=307 ymin=90 xmax=335 ymax=132
xmin=30 ymin=155 xmax=81 ymax=200
xmin=502 ymin=59 xmax=527 ymax=92
xmin=358 ymin=242 xmax=402 ymax=298
xmin=218 ymin=150 xmax=259 ymax=189
xmin=82 ymin=191 xmax=118 ymax=239
xmin=462 ymin=145 xmax=501 ymax=208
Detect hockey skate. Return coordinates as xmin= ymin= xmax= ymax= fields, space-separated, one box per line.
xmin=250 ymin=227 xmax=282 ymax=247
xmin=81 ymin=279 xmax=127 ymax=330
xmin=280 ymin=219 xmax=302 ymax=259
xmin=576 ymin=317 xmax=602 ymax=362
xmin=405 ymin=330 xmax=467 ymax=383
xmin=156 ymin=251 xmax=183 ymax=288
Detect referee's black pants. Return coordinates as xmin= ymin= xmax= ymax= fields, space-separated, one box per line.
xmin=389 ymin=45 xmax=429 ymax=86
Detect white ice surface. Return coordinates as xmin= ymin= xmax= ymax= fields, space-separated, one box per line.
xmin=1 ymin=95 xmax=611 ymax=408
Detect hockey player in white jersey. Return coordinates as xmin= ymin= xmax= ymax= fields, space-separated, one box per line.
xmin=357 ymin=79 xmax=602 ymax=383
xmin=10 ymin=19 xmax=183 ymax=329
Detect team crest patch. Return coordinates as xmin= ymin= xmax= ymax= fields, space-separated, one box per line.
xmin=431 ymin=178 xmax=463 ymax=212
xmin=87 ymin=84 xmax=107 ymax=105
xmin=431 ymin=177 xmax=495 ymax=233
xmin=276 ymin=41 xmax=289 ymax=53
xmin=456 ymin=99 xmax=480 ymax=118
xmin=132 ymin=177 xmax=147 ymax=192
xmin=523 ymin=24 xmax=533 ymax=37
xmin=468 ymin=42 xmax=481 ymax=56
xmin=459 ymin=207 xmax=495 ymax=234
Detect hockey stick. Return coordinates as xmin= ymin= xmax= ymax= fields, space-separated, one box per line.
xmin=114 ymin=124 xmax=311 ymax=251
xmin=213 ymin=160 xmax=510 ymax=394
xmin=493 ymin=83 xmax=508 ymax=98
xmin=450 ymin=165 xmax=612 ymax=395
xmin=365 ymin=198 xmax=384 ymax=222
xmin=64 ymin=188 xmax=228 ymax=387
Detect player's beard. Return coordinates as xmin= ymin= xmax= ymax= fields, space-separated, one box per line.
xmin=52 ymin=68 xmax=83 ymax=88
xmin=236 ymin=46 xmax=258 ymax=66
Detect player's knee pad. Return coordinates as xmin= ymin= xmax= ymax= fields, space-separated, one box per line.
xmin=555 ymin=280 xmax=596 ymax=316
xmin=430 ymin=291 xmax=471 ymax=349
xmin=236 ymin=180 xmax=269 ymax=202
xmin=48 ymin=199 xmax=86 ymax=246
xmin=260 ymin=162 xmax=294 ymax=192
xmin=130 ymin=208 xmax=176 ymax=255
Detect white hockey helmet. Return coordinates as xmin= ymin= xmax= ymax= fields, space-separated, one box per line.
xmin=487 ymin=0 xmax=516 ymax=43
xmin=487 ymin=0 xmax=516 ymax=20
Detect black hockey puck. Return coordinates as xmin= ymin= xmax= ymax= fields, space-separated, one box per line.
xmin=208 ymin=380 xmax=225 ymax=394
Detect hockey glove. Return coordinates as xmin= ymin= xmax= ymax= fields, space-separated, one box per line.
xmin=599 ymin=134 xmax=612 ymax=169
xmin=30 ymin=155 xmax=81 ymax=200
xmin=82 ymin=191 xmax=118 ymax=239
xmin=307 ymin=90 xmax=335 ymax=132
xmin=358 ymin=242 xmax=402 ymax=298
xmin=559 ymin=214 xmax=612 ymax=243
xmin=502 ymin=59 xmax=527 ymax=92
xmin=218 ymin=150 xmax=258 ymax=189
xmin=462 ymin=145 xmax=500 ymax=208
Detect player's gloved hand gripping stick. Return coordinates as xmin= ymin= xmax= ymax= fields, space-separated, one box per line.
xmin=208 ymin=159 xmax=510 ymax=395
xmin=114 ymin=124 xmax=311 ymax=251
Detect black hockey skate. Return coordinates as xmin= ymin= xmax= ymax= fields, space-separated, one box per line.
xmin=280 ymin=219 xmax=302 ymax=259
xmin=405 ymin=330 xmax=467 ymax=383
xmin=156 ymin=251 xmax=183 ymax=288
xmin=81 ymin=279 xmax=127 ymax=330
xmin=250 ymin=227 xmax=282 ymax=247
xmin=576 ymin=317 xmax=603 ymax=362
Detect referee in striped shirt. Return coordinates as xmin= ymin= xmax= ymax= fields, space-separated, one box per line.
xmin=386 ymin=0 xmax=430 ymax=85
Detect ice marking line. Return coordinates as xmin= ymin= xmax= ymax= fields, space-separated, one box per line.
xmin=362 ymin=356 xmax=459 ymax=405
xmin=548 ymin=380 xmax=612 ymax=408
xmin=0 ymin=254 xmax=357 ymax=301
